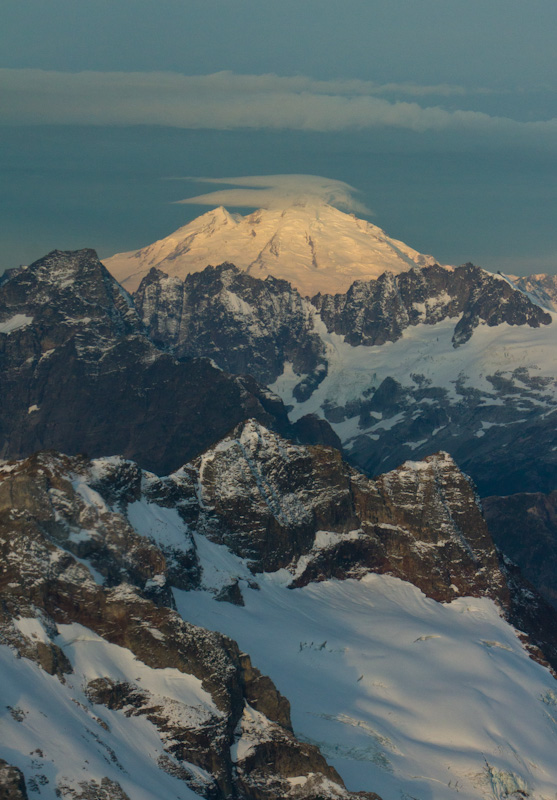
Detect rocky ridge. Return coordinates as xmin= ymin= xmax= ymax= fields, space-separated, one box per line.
xmin=312 ymin=263 xmax=551 ymax=347
xmin=3 ymin=248 xmax=556 ymax=497
xmin=134 ymin=263 xmax=326 ymax=392
xmin=506 ymin=271 xmax=557 ymax=312
xmin=483 ymin=489 xmax=557 ymax=608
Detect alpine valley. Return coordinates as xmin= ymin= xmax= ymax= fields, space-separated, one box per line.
xmin=2 ymin=198 xmax=557 ymax=800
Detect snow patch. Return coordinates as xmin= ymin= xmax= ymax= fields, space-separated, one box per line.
xmin=0 ymin=314 xmax=33 ymax=334
xmin=127 ymin=500 xmax=193 ymax=553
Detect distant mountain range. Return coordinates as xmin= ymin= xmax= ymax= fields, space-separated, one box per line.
xmin=2 ymin=201 xmax=557 ymax=800
xmin=131 ymin=256 xmax=556 ymax=497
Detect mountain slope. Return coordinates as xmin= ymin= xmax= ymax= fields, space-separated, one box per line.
xmin=2 ymin=423 xmax=557 ymax=800
xmin=483 ymin=489 xmax=557 ymax=607
xmin=104 ymin=203 xmax=438 ymax=296
xmin=505 ymin=272 xmax=557 ymax=312
xmin=134 ymin=263 xmax=326 ymax=389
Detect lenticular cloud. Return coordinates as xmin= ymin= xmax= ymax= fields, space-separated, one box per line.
xmin=175 ymin=174 xmax=372 ymax=214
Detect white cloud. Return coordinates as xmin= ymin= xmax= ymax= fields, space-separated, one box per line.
xmin=175 ymin=175 xmax=372 ymax=213
xmin=1 ymin=69 xmax=556 ymax=144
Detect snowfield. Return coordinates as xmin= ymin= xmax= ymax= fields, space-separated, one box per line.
xmin=270 ymin=309 xmax=557 ymax=446
xmin=176 ymin=561 xmax=557 ymax=800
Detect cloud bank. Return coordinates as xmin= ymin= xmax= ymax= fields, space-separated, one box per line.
xmin=176 ymin=175 xmax=371 ymax=214
xmin=2 ymin=69 xmax=557 ymax=144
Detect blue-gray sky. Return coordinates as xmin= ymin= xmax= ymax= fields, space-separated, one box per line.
xmin=2 ymin=0 xmax=557 ymax=274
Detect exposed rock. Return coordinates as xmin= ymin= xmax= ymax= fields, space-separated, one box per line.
xmin=0 ymin=760 xmax=28 ymax=800
xmin=507 ymin=271 xmax=557 ymax=312
xmin=318 ymin=369 xmax=557 ymax=497
xmin=0 ymin=451 xmax=176 ymax=605
xmin=290 ymin=450 xmax=507 ymax=604
xmin=291 ymin=413 xmax=342 ymax=450
xmin=0 ymin=443 xmax=379 ymax=800
xmin=313 ymin=264 xmax=551 ymax=347
xmin=498 ymin=554 xmax=557 ymax=675
xmin=215 ymin=579 xmax=245 ymax=606
xmin=134 ymin=263 xmax=326 ymax=387
xmin=56 ymin=777 xmax=130 ymax=800
xmin=0 ymin=250 xmax=301 ymax=476
xmin=183 ymin=421 xmax=360 ymax=573
xmin=127 ymin=258 xmax=557 ymax=497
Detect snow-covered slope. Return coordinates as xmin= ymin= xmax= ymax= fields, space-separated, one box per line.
xmin=180 ymin=572 xmax=557 ymax=800
xmin=2 ymin=426 xmax=557 ymax=800
xmin=271 ymin=308 xmax=557 ymax=495
xmin=104 ymin=203 xmax=439 ymax=296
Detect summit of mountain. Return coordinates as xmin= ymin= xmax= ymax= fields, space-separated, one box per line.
xmin=103 ymin=202 xmax=439 ymax=296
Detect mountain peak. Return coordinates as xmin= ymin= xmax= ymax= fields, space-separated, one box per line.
xmin=104 ymin=203 xmax=440 ymax=295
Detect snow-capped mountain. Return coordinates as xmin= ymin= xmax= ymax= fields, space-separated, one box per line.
xmin=103 ymin=202 xmax=438 ymax=296
xmin=2 ymin=421 xmax=557 ymax=800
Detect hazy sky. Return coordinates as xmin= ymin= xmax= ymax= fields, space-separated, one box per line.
xmin=2 ymin=0 xmax=557 ymax=273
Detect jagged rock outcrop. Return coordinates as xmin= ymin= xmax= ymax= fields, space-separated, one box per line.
xmin=126 ymin=258 xmax=557 ymax=496
xmin=0 ymin=250 xmax=311 ymax=475
xmin=176 ymin=422 xmax=506 ymax=603
xmin=29 ymin=418 xmax=547 ymax=672
xmin=134 ymin=263 xmax=326 ymax=388
xmin=342 ymin=379 xmax=557 ymax=497
xmin=312 ymin=263 xmax=551 ymax=347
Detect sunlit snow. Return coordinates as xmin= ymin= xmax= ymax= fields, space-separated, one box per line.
xmin=104 ymin=202 xmax=438 ymax=295
xmin=176 ymin=564 xmax=557 ymax=800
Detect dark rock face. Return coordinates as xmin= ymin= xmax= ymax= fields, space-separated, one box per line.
xmin=142 ymin=419 xmax=519 ymax=606
xmin=134 ymin=263 xmax=326 ymax=388
xmin=167 ymin=421 xmax=557 ymax=672
xmin=312 ymin=263 xmax=551 ymax=347
xmin=0 ymin=250 xmax=300 ymax=475
xmin=181 ymin=420 xmax=361 ymax=574
xmin=483 ymin=490 xmax=557 ymax=607
xmin=127 ymin=259 xmax=557 ymax=497
xmin=3 ymin=423 xmax=557 ymax=795
xmin=55 ymin=777 xmax=131 ymax=800
xmin=0 ymin=451 xmax=178 ymax=605
xmin=498 ymin=554 xmax=557 ymax=677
